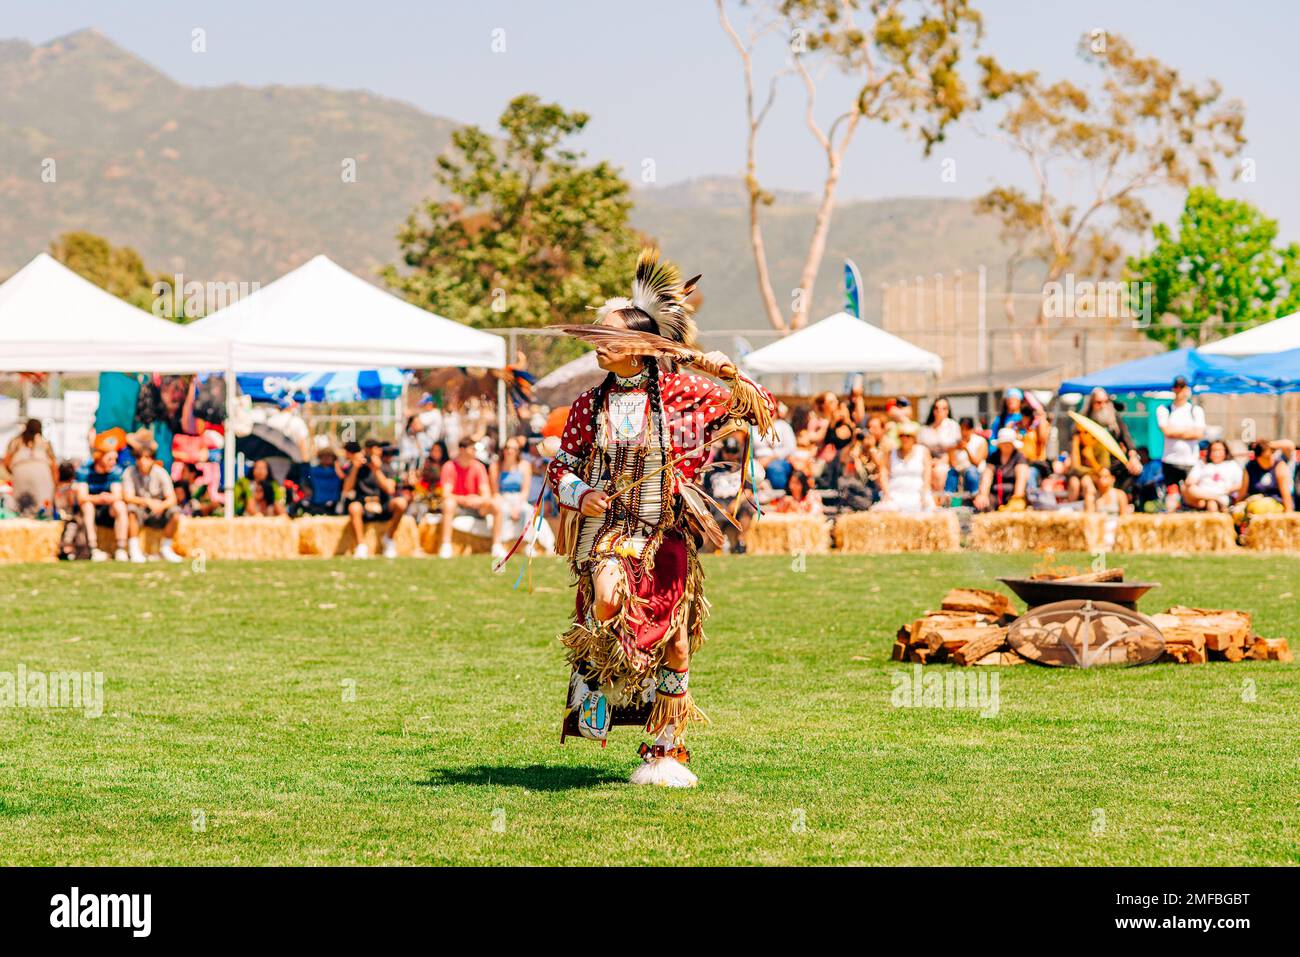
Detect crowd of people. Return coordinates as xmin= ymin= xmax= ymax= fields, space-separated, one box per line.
xmin=2 ymin=373 xmax=1296 ymax=559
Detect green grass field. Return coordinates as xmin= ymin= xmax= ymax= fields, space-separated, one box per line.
xmin=0 ymin=552 xmax=1296 ymax=866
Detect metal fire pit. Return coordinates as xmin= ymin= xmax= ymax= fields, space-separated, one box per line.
xmin=996 ymin=577 xmax=1159 ymax=612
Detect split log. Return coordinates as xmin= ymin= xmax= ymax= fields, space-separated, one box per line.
xmin=951 ymin=626 xmax=1010 ymax=666
xmin=940 ymin=588 xmax=1017 ymax=621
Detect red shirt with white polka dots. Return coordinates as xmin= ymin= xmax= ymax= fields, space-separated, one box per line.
xmin=545 ymin=370 xmax=775 ymax=504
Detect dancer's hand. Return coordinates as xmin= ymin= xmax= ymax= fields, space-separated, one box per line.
xmin=580 ymin=490 xmax=610 ymax=517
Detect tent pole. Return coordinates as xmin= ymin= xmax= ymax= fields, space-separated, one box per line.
xmin=223 ymin=345 xmax=237 ymax=507
xmin=497 ymin=376 xmax=507 ymax=447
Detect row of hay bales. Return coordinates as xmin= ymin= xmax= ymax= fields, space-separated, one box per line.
xmin=746 ymin=510 xmax=1300 ymax=555
xmin=0 ymin=511 xmax=1296 ymax=563
xmin=0 ymin=515 xmax=440 ymax=564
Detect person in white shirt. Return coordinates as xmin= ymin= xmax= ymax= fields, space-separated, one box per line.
xmin=753 ymin=402 xmax=797 ymax=466
xmin=1184 ymin=439 xmax=1242 ymax=511
xmin=919 ymin=397 xmax=961 ymax=498
xmin=1156 ymin=376 xmax=1205 ymax=487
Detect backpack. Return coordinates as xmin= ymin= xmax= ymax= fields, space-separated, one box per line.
xmin=60 ymin=518 xmax=91 ymax=561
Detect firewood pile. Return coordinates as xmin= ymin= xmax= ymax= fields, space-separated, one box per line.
xmin=1151 ymin=606 xmax=1292 ymax=664
xmin=892 ymin=574 xmax=1292 ymax=667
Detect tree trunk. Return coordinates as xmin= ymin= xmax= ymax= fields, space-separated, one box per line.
xmin=792 ymin=156 xmax=843 ymax=330
xmin=746 ymin=178 xmax=787 ymax=333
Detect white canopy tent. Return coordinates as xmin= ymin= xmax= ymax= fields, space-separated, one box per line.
xmin=0 ymin=253 xmax=224 ymax=372
xmin=741 ymin=311 xmax=943 ymax=376
xmin=1200 ymin=311 xmax=1300 ymax=355
xmin=189 ymin=254 xmax=505 ymax=371
xmin=190 ymin=254 xmax=507 ymax=491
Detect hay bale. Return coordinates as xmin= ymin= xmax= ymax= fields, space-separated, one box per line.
xmin=172 ymin=516 xmax=298 ymax=561
xmin=419 ymin=516 xmax=493 ymax=555
xmin=968 ymin=511 xmax=1104 ymax=554
xmin=1242 ymin=513 xmax=1300 ymax=552
xmin=746 ymin=513 xmax=831 ymax=555
xmin=1113 ymin=513 xmax=1238 ymax=553
xmin=94 ymin=524 xmax=175 ymax=556
xmin=297 ymin=515 xmax=421 ymax=557
xmin=833 ymin=511 xmax=960 ymax=553
xmin=0 ymin=519 xmax=62 ymax=564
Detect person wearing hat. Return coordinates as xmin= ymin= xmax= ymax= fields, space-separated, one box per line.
xmin=121 ymin=439 xmax=182 ymax=563
xmin=74 ymin=433 xmax=129 ymax=561
xmin=872 ymin=419 xmax=934 ymax=512
xmin=1156 ymin=375 xmax=1205 ymax=490
xmin=989 ymin=388 xmax=1026 ymax=436
xmin=975 ymin=427 xmax=1031 ymax=512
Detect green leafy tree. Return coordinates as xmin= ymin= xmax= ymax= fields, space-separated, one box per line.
xmin=48 ymin=231 xmax=168 ymax=314
xmin=1126 ymin=187 xmax=1300 ymax=348
xmin=976 ymin=32 xmax=1245 ymax=357
xmin=383 ymin=95 xmax=641 ymax=368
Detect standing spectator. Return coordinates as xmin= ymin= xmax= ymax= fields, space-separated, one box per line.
xmin=1184 ymin=439 xmax=1241 ymax=512
xmin=342 ymin=440 xmax=409 ymax=559
xmin=975 ymin=428 xmax=1031 ymax=512
xmin=121 ymin=440 xmax=182 ymax=563
xmin=1156 ymin=376 xmax=1205 ymax=490
xmin=438 ymin=437 xmax=504 ymax=559
xmin=3 ymin=419 xmax=58 ymax=517
xmin=872 ymin=421 xmax=933 ymax=512
xmin=75 ymin=440 xmax=128 ymax=561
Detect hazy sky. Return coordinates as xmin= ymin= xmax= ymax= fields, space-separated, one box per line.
xmin=5 ymin=0 xmax=1296 ymax=240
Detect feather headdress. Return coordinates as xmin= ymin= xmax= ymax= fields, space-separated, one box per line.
xmin=595 ymin=247 xmax=700 ymax=349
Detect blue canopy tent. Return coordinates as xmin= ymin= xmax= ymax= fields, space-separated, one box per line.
xmin=237 ymin=368 xmax=406 ymax=405
xmin=1059 ymin=348 xmax=1276 ymax=396
xmin=1221 ymin=347 xmax=1300 ymax=394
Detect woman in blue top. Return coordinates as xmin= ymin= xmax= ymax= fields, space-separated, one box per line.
xmin=491 ymin=438 xmax=533 ymax=531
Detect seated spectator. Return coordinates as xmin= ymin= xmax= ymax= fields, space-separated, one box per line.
xmin=1184 ymin=440 xmax=1241 ymax=512
xmin=438 ymin=437 xmax=504 ymax=559
xmin=233 ymin=459 xmax=288 ymax=517
xmin=1084 ymin=466 xmax=1132 ymax=515
xmin=975 ymin=428 xmax=1031 ymax=512
xmin=342 ymin=439 xmax=409 ymax=559
xmin=302 ymin=445 xmax=346 ymax=515
xmin=773 ymin=467 xmax=822 ymax=515
xmin=872 ymin=421 xmax=933 ymax=513
xmin=408 ymin=440 xmax=449 ymax=524
xmin=943 ymin=416 xmax=986 ymax=501
xmin=1230 ymin=440 xmax=1295 ymax=541
xmin=988 ymin=387 xmax=1026 ymax=436
xmin=53 ymin=461 xmax=78 ymax=520
xmin=703 ymin=436 xmax=763 ymax=551
xmin=74 ymin=439 xmax=128 ymax=561
xmin=827 ymin=433 xmax=875 ymax=512
xmin=176 ymin=462 xmax=220 ymax=517
xmin=491 ymin=437 xmax=534 ymax=530
xmin=1068 ymin=387 xmax=1142 ymax=501
xmin=3 ymin=418 xmax=57 ymax=517
xmin=753 ymin=402 xmax=797 ymax=469
xmin=121 ymin=440 xmax=182 ymax=563
xmin=919 ymin=397 xmax=960 ymax=496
